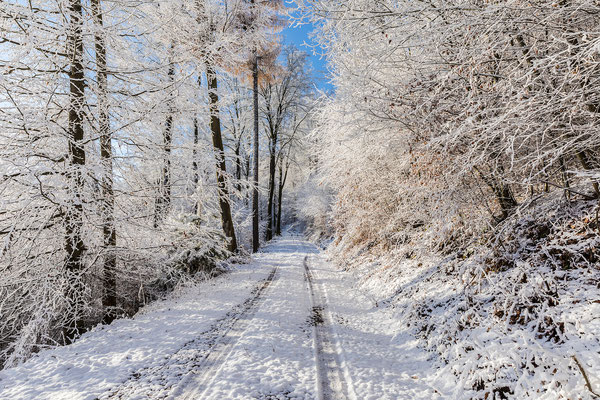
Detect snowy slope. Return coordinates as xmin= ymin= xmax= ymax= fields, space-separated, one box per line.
xmin=328 ymin=199 xmax=600 ymax=400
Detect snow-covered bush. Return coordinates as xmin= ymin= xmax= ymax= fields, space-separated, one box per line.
xmin=330 ymin=195 xmax=599 ymax=399
xmin=294 ymin=0 xmax=600 ymax=397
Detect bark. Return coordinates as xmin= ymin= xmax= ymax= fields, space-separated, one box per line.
xmin=245 ymin=147 xmax=251 ymax=207
xmin=207 ymin=62 xmax=237 ymax=252
xmin=162 ymin=62 xmax=174 ymax=210
xmin=154 ymin=53 xmax=174 ymax=228
xmin=234 ymin=140 xmax=242 ymax=192
xmin=91 ymin=0 xmax=117 ymax=324
xmin=193 ymin=117 xmax=199 ymax=188
xmin=64 ymin=0 xmax=87 ymax=342
xmin=475 ymin=166 xmax=518 ymax=221
xmin=193 ymin=116 xmax=201 ymax=215
xmin=230 ymin=96 xmax=243 ymax=193
xmin=275 ymin=159 xmax=287 ymax=236
xmin=265 ymin=133 xmax=277 ymax=241
xmin=495 ymin=182 xmax=518 ymax=220
xmin=252 ymin=54 xmax=260 ymax=253
xmin=560 ymin=156 xmax=572 ymax=203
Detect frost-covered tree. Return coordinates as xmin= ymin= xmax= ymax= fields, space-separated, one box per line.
xmin=0 ymin=0 xmax=289 ymax=367
xmin=260 ymin=47 xmax=312 ymax=241
xmin=296 ymin=0 xmax=600 ymax=252
xmin=233 ymin=0 xmax=284 ymax=252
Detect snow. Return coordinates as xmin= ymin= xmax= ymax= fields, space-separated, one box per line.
xmin=0 ymin=257 xmax=273 ymax=400
xmin=0 ymin=235 xmax=439 ymax=399
xmin=327 ymin=199 xmax=600 ymax=399
xmin=175 ymin=239 xmax=317 ymax=400
xmin=4 ymin=228 xmax=597 ymax=400
xmin=310 ymin=253 xmax=439 ymax=400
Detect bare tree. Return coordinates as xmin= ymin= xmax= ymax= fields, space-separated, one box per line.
xmin=63 ymin=0 xmax=88 ymax=342
xmin=91 ymin=0 xmax=117 ymax=324
xmin=260 ymin=48 xmax=311 ymax=240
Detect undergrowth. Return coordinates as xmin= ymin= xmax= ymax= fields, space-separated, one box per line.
xmin=327 ymin=196 xmax=600 ymax=399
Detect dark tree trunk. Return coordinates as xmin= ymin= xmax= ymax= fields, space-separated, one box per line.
xmin=265 ymin=135 xmax=277 ymax=241
xmin=475 ymin=166 xmax=518 ymax=221
xmin=235 ymin=141 xmax=242 ymax=192
xmin=193 ymin=75 xmax=202 ymax=197
xmin=193 ymin=116 xmax=201 ymax=215
xmin=275 ymin=160 xmax=286 ymax=236
xmin=64 ymin=0 xmax=87 ymax=343
xmin=164 ymin=108 xmax=173 ymax=204
xmin=207 ymin=62 xmax=237 ymax=252
xmin=193 ymin=117 xmax=199 ymax=188
xmin=252 ymin=55 xmax=260 ymax=253
xmin=560 ymin=156 xmax=572 ymax=203
xmin=154 ymin=54 xmax=174 ymax=228
xmin=495 ymin=182 xmax=518 ymax=220
xmin=245 ymin=147 xmax=251 ymax=207
xmin=91 ymin=0 xmax=117 ymax=324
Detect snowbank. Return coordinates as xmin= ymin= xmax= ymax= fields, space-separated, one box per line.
xmin=327 ymin=198 xmax=600 ymax=399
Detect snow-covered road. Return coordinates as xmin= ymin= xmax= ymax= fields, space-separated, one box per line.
xmin=0 ymin=235 xmax=440 ymax=400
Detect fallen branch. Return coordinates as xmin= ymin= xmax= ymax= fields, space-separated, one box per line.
xmin=572 ymin=355 xmax=600 ymax=398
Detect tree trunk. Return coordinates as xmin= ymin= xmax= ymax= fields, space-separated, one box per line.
xmin=265 ymin=135 xmax=277 ymax=241
xmin=235 ymin=141 xmax=242 ymax=192
xmin=475 ymin=166 xmax=517 ymax=221
xmin=193 ymin=117 xmax=199 ymax=188
xmin=91 ymin=0 xmax=117 ymax=324
xmin=163 ymin=61 xmax=174 ymax=211
xmin=245 ymin=147 xmax=251 ymax=207
xmin=207 ymin=62 xmax=237 ymax=252
xmin=252 ymin=54 xmax=260 ymax=253
xmin=193 ymin=116 xmax=201 ymax=215
xmin=560 ymin=156 xmax=572 ymax=203
xmin=154 ymin=53 xmax=174 ymax=228
xmin=64 ymin=0 xmax=87 ymax=342
xmin=275 ymin=160 xmax=286 ymax=236
xmin=495 ymin=181 xmax=518 ymax=220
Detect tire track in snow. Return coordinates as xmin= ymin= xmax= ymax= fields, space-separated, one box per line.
xmin=303 ymin=255 xmax=357 ymax=400
xmin=170 ymin=265 xmax=279 ymax=399
xmin=101 ymin=266 xmax=279 ymax=400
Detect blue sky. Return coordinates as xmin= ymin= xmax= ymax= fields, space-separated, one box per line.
xmin=281 ymin=10 xmax=333 ymax=93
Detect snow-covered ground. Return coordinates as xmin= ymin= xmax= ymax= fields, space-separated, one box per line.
xmin=328 ymin=199 xmax=600 ymax=400
xmin=0 ymin=235 xmax=439 ymax=400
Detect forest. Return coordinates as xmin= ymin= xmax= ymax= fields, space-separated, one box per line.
xmin=1 ymin=1 xmax=599 ymax=399
xmin=0 ymin=0 xmax=316 ymax=365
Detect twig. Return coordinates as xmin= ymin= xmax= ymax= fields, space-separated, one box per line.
xmin=541 ymin=181 xmax=597 ymax=201
xmin=572 ymin=355 xmax=600 ymax=398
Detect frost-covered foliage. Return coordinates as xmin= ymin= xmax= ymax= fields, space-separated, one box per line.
xmin=0 ymin=0 xmax=301 ymax=368
xmin=297 ymin=0 xmax=600 ymax=248
xmin=295 ymin=0 xmax=600 ymax=398
xmin=333 ymin=197 xmax=600 ymax=399
xmin=295 ymin=174 xmax=333 ymax=240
